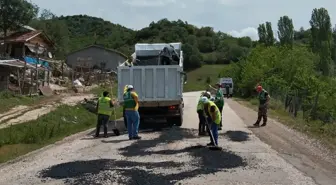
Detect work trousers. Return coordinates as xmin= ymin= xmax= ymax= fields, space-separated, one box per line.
xmin=125 ymin=110 xmax=140 ymax=139
xmin=123 ymin=108 xmax=127 ymax=128
xmin=218 ymin=105 xmax=223 ymax=127
xmin=96 ymin=114 xmax=109 ymax=137
xmin=255 ymin=105 xmax=268 ymax=124
xmin=197 ymin=110 xmax=206 ymax=134
xmin=209 ymin=121 xmax=219 ymax=145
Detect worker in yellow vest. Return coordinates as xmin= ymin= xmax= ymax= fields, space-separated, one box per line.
xmin=122 ymin=85 xmax=129 ymax=128
xmin=95 ymin=91 xmax=114 ymax=138
xmin=197 ymin=91 xmax=211 ymax=136
xmin=201 ymin=96 xmax=222 ymax=146
xmin=123 ymin=85 xmax=141 ymax=140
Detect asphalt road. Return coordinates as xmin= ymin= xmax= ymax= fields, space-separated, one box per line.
xmin=0 ymin=91 xmax=320 ymax=185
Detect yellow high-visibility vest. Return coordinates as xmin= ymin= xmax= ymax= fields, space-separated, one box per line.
xmin=97 ymin=97 xmax=112 ymax=115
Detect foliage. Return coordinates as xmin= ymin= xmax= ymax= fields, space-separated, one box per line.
xmin=277 ymin=16 xmax=294 ymax=46
xmin=258 ymin=22 xmax=275 ymax=46
xmin=309 ymin=8 xmax=333 ymax=76
xmin=27 ymin=11 xmax=252 ymax=71
xmin=184 ymin=64 xmax=228 ymax=92
xmin=0 ymin=0 xmax=38 ymax=55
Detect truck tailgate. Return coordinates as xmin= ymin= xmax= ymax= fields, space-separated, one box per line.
xmin=117 ymin=65 xmax=183 ymax=102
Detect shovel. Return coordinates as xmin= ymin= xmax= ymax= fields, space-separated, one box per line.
xmin=204 ymin=117 xmax=222 ymax=151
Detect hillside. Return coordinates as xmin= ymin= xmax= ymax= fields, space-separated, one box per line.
xmin=29 ymin=14 xmax=253 ymax=71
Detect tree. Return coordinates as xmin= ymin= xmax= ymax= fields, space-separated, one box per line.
xmin=39 ymin=9 xmax=56 ymax=20
xmin=258 ymin=22 xmax=275 ymax=46
xmin=309 ymin=8 xmax=333 ymax=76
xmin=277 ymin=15 xmax=294 ymax=47
xmin=265 ymin=22 xmax=275 ymax=46
xmin=257 ymin=23 xmax=267 ymax=44
xmin=0 ymin=0 xmax=38 ymax=55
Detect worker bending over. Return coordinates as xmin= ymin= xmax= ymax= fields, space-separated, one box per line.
xmin=253 ymin=85 xmax=270 ymax=127
xmin=197 ymin=91 xmax=211 ymax=136
xmin=209 ymin=83 xmax=224 ymax=130
xmin=201 ymin=97 xmax=222 ymax=146
xmin=123 ymin=85 xmax=141 ymax=140
xmin=95 ymin=91 xmax=114 ymax=138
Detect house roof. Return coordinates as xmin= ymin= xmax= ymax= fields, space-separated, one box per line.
xmin=66 ymin=45 xmax=128 ymax=59
xmin=1 ymin=30 xmax=54 ymax=46
xmin=0 ymin=59 xmax=47 ymax=70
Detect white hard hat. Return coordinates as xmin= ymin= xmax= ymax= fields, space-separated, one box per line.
xmin=127 ymin=85 xmax=134 ymax=89
xmin=201 ymin=96 xmax=209 ymax=103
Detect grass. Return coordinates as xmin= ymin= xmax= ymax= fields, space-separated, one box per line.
xmin=0 ymin=91 xmax=44 ymax=113
xmin=234 ymin=97 xmax=336 ymax=150
xmin=90 ymin=83 xmax=118 ymax=98
xmin=184 ymin=64 xmax=229 ymax=92
xmin=0 ymin=103 xmax=123 ymax=163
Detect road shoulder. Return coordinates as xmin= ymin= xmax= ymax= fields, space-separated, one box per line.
xmin=226 ymin=99 xmax=336 ymax=185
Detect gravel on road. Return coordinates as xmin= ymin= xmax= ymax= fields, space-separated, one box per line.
xmin=0 ymin=92 xmax=319 ymax=185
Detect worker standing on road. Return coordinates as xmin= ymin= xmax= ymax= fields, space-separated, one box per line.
xmin=253 ymin=85 xmax=270 ymax=127
xmin=209 ymin=84 xmax=224 ymax=130
xmin=123 ymin=85 xmax=141 ymax=140
xmin=197 ymin=91 xmax=211 ymax=136
xmin=122 ymin=85 xmax=129 ymax=128
xmin=225 ymin=84 xmax=230 ymax=99
xmin=201 ymin=97 xmax=221 ymax=146
xmin=95 ymin=91 xmax=114 ymax=138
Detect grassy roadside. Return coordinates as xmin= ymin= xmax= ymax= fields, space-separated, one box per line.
xmin=184 ymin=64 xmax=228 ymax=92
xmin=234 ymin=97 xmax=336 ymax=150
xmin=0 ymin=103 xmax=123 ymax=163
xmin=0 ymin=91 xmax=45 ymax=114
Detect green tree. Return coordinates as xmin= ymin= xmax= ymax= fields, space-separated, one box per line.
xmin=277 ymin=15 xmax=294 ymax=46
xmin=265 ymin=22 xmax=275 ymax=46
xmin=0 ymin=0 xmax=38 ymax=55
xmin=309 ymin=7 xmax=333 ymax=76
xmin=257 ymin=23 xmax=267 ymax=44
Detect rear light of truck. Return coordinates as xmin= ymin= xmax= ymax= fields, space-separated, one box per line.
xmin=168 ymin=105 xmax=177 ymax=110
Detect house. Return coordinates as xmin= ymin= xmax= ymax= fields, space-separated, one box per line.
xmin=0 ymin=27 xmax=55 ymax=94
xmin=66 ymin=45 xmax=127 ymax=73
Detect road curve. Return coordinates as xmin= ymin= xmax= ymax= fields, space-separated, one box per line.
xmin=0 ymin=91 xmax=317 ymax=185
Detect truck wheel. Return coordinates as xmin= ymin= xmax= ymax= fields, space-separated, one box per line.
xmin=175 ymin=117 xmax=183 ymax=127
xmin=167 ymin=117 xmax=182 ymax=127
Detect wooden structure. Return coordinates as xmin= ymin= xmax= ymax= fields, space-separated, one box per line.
xmin=0 ymin=28 xmax=55 ymax=94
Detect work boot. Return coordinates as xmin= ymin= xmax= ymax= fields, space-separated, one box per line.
xmin=207 ymin=142 xmax=215 ymax=146
xmin=133 ymin=136 xmax=142 ymax=140
xmin=253 ymin=123 xmax=260 ymax=127
xmin=261 ymin=123 xmax=267 ymax=127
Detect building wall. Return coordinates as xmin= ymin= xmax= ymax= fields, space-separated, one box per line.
xmin=28 ymin=35 xmax=52 ymax=49
xmin=66 ymin=46 xmax=127 ymax=72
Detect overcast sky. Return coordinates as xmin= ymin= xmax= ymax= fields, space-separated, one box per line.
xmin=30 ymin=0 xmax=336 ymax=40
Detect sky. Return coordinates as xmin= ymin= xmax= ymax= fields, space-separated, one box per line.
xmin=30 ymin=0 xmax=336 ymax=41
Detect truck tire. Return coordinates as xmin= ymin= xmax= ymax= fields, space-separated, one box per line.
xmin=175 ymin=116 xmax=183 ymax=127
xmin=168 ymin=116 xmax=183 ymax=127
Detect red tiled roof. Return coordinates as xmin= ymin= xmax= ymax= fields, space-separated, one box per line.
xmin=5 ymin=30 xmax=42 ymax=42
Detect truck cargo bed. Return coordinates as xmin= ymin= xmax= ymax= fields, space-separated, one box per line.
xmin=117 ymin=65 xmax=184 ymax=104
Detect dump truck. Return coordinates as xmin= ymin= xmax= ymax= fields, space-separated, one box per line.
xmin=117 ymin=42 xmax=186 ymax=127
